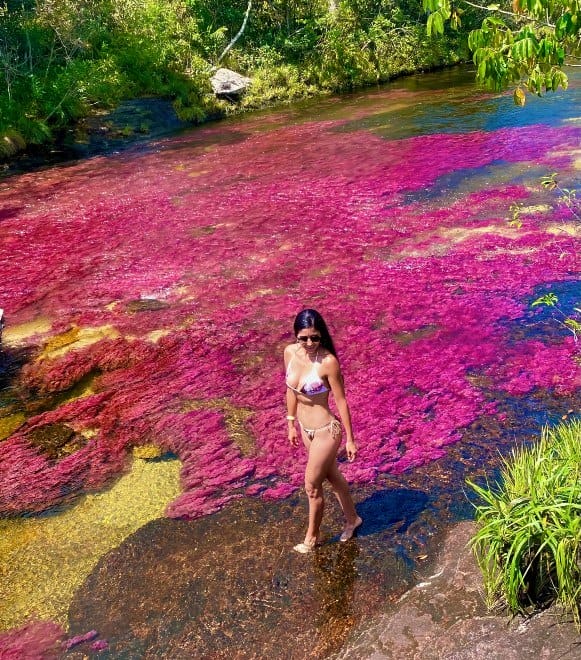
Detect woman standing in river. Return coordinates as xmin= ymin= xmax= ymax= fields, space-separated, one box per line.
xmin=285 ymin=309 xmax=362 ymax=553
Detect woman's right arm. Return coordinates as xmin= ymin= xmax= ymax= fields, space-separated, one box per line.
xmin=286 ymin=387 xmax=299 ymax=446
xmin=284 ymin=345 xmax=299 ymax=446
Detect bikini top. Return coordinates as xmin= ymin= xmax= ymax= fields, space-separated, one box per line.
xmin=286 ymin=351 xmax=330 ymax=397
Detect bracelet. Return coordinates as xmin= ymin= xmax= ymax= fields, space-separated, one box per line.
xmin=286 ymin=415 xmax=296 ymax=421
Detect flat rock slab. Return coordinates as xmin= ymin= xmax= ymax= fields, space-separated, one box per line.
xmin=337 ymin=522 xmax=581 ymax=659
xmin=66 ymin=492 xmax=423 ymax=658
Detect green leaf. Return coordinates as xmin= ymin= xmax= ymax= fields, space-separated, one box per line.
xmin=422 ymin=0 xmax=440 ymax=12
xmin=531 ymin=293 xmax=558 ymax=307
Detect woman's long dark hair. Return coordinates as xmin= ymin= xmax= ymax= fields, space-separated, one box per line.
xmin=293 ymin=309 xmax=337 ymax=357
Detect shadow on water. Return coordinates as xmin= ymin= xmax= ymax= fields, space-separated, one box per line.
xmin=66 ymin=489 xmax=434 ymax=659
xmin=0 ymin=345 xmax=34 ymax=403
xmin=342 ymin=488 xmax=429 ymax=539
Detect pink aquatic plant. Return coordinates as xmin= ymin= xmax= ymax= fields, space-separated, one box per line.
xmin=0 ymin=108 xmax=579 ymax=518
xmin=0 ymin=620 xmax=64 ymax=659
xmin=64 ymin=629 xmax=98 ymax=650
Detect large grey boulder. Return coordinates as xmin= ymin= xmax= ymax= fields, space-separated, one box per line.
xmin=210 ymin=68 xmax=251 ymax=99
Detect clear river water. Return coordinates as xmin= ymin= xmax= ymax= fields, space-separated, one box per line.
xmin=0 ymin=65 xmax=580 ymax=658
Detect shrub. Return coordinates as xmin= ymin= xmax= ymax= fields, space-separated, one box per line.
xmin=469 ymin=419 xmax=581 ymax=627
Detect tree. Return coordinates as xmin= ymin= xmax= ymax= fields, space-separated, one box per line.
xmin=423 ymin=0 xmax=580 ymax=104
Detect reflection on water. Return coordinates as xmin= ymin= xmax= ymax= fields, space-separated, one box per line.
xmin=0 ymin=65 xmax=580 ymax=657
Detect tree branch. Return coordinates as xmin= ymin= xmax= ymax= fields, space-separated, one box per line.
xmin=216 ymin=0 xmax=252 ymax=65
xmin=461 ymin=0 xmax=556 ymax=28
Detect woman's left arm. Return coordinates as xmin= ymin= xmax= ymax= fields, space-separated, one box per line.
xmin=326 ymin=357 xmax=358 ymax=461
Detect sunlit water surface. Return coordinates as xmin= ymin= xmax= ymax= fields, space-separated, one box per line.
xmin=0 ymin=66 xmax=580 ymax=658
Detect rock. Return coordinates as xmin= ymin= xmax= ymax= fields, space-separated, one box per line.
xmin=210 ymin=68 xmax=251 ymax=99
xmin=67 ymin=493 xmax=419 ymax=658
xmin=125 ymin=298 xmax=169 ymax=313
xmin=336 ymin=522 xmax=580 ymax=659
xmin=27 ymin=423 xmax=84 ymax=460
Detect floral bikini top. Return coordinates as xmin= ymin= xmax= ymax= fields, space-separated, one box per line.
xmin=286 ymin=351 xmax=330 ymax=397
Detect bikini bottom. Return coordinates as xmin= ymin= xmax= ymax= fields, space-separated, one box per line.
xmin=299 ymin=416 xmax=341 ymax=441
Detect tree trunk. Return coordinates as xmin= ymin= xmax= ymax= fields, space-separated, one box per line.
xmin=216 ymin=0 xmax=252 ymax=65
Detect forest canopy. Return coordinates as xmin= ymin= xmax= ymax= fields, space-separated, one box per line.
xmin=0 ymin=0 xmax=578 ymax=156
xmin=423 ymin=0 xmax=580 ymax=105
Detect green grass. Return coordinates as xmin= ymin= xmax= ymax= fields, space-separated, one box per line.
xmin=468 ymin=419 xmax=581 ymax=627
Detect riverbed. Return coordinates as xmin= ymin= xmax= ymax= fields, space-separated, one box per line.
xmin=0 ymin=65 xmax=579 ymax=657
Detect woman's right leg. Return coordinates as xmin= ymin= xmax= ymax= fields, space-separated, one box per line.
xmin=301 ymin=432 xmax=340 ymax=546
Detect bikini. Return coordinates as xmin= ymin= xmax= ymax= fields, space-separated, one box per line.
xmin=286 ymin=350 xmax=341 ymax=441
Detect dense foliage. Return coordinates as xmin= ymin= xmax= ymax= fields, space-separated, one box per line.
xmin=423 ymin=0 xmax=580 ymax=104
xmin=0 ymin=0 xmax=466 ymax=156
xmin=469 ymin=420 xmax=581 ymax=627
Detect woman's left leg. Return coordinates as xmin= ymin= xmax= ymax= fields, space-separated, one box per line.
xmin=326 ymin=461 xmax=361 ymax=537
xmin=300 ymin=430 xmax=340 ymax=548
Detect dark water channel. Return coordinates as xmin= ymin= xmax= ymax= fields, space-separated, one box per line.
xmin=0 ymin=65 xmax=580 ymax=658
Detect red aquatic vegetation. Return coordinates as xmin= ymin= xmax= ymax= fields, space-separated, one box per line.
xmin=0 ymin=620 xmax=64 ymax=659
xmin=0 ymin=116 xmax=579 ymax=518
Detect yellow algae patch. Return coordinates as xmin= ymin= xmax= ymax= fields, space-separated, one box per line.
xmin=146 ymin=328 xmax=172 ymax=343
xmin=184 ymin=398 xmax=255 ymax=456
xmin=0 ymin=412 xmax=26 ymax=440
xmin=438 ymin=224 xmax=522 ymax=242
xmin=40 ymin=325 xmax=121 ymax=360
xmin=3 ymin=318 xmax=53 ymax=346
xmin=396 ymin=223 xmax=525 ymax=259
xmin=517 ymin=204 xmax=551 ymax=215
xmin=0 ymin=456 xmax=182 ymax=631
xmin=79 ymin=427 xmax=99 ymax=439
xmin=545 ymin=223 xmax=581 ymax=237
xmin=41 ymin=326 xmax=81 ymax=354
xmin=132 ymin=443 xmax=163 ymax=459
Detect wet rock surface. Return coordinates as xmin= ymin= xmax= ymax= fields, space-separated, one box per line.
xmin=336 ymin=522 xmax=581 ymax=659
xmin=66 ymin=493 xmax=426 ymax=658
xmin=2 ymin=98 xmax=190 ymax=176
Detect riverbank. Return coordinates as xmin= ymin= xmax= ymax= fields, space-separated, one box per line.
xmin=336 ymin=522 xmax=581 ymax=659
xmin=1 ymin=62 xmax=465 ymax=179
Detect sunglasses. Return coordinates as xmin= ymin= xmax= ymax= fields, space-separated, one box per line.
xmin=297 ymin=335 xmax=321 ymax=343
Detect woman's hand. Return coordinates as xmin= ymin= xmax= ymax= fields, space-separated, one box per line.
xmin=346 ymin=439 xmax=358 ymax=462
xmin=288 ymin=426 xmax=299 ymax=447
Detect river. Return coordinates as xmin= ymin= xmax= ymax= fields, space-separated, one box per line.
xmin=0 ymin=65 xmax=579 ymax=658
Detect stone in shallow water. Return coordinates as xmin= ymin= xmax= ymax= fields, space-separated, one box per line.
xmin=26 ymin=422 xmax=82 ymax=460
xmin=126 ymin=299 xmax=170 ymax=313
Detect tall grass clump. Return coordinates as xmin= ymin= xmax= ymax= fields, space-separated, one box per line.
xmin=468 ymin=419 xmax=581 ymax=627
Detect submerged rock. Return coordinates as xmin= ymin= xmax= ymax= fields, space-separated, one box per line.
xmin=27 ymin=422 xmax=83 ymax=460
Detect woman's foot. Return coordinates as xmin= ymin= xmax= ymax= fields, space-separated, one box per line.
xmin=340 ymin=516 xmax=362 ymax=542
xmin=293 ymin=536 xmax=320 ymax=553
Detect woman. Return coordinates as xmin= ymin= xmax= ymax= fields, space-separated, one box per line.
xmin=285 ymin=309 xmax=362 ymax=553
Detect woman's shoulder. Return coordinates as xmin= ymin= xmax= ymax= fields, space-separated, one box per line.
xmin=320 ymin=350 xmax=339 ymax=369
xmin=284 ymin=343 xmax=298 ymax=363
